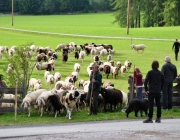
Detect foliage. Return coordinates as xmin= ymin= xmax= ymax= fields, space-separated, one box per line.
xmin=3 ymin=43 xmax=36 ymax=89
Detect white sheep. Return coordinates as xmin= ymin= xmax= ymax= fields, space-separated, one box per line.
xmin=54 ymin=72 xmax=62 ymax=82
xmin=111 ymin=66 xmax=119 ymax=79
xmin=21 ymin=89 xmax=47 ymax=117
xmin=46 ymin=74 xmax=55 ymax=89
xmin=6 ymin=63 xmax=14 ymax=73
xmin=120 ymin=65 xmax=126 ymax=77
xmin=74 ymin=63 xmax=81 ymax=72
xmin=99 ymin=49 xmax=108 ymax=59
xmin=131 ymin=44 xmax=147 ymax=53
xmin=44 ymin=71 xmax=51 ymax=80
xmin=122 ymin=91 xmax=128 ymax=107
xmin=1 ymin=94 xmax=16 ymax=107
xmin=55 ymin=80 xmax=72 ymax=90
xmin=107 ymin=54 xmax=112 ymax=62
xmin=108 ymin=49 xmax=116 ymax=55
xmin=29 ymin=78 xmax=42 ymax=91
xmin=124 ymin=60 xmax=132 ymax=73
xmin=79 ymin=51 xmax=86 ymax=63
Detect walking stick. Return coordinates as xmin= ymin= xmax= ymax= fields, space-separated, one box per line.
xmin=89 ymin=72 xmax=94 ymax=115
xmin=130 ymin=65 xmax=135 ymax=100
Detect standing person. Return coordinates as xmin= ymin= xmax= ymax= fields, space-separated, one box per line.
xmin=161 ymin=56 xmax=177 ymax=110
xmin=172 ymin=39 xmax=180 ymax=61
xmin=132 ymin=67 xmax=143 ymax=99
xmin=143 ymin=60 xmax=164 ymax=123
xmin=86 ymin=63 xmax=102 ymax=115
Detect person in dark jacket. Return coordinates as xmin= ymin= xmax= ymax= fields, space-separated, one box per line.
xmin=172 ymin=39 xmax=180 ymax=61
xmin=86 ymin=63 xmax=102 ymax=115
xmin=143 ymin=60 xmax=164 ymax=123
xmin=161 ymin=56 xmax=177 ymax=110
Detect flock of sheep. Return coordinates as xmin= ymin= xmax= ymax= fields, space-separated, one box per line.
xmin=0 ymin=42 xmax=147 ymax=119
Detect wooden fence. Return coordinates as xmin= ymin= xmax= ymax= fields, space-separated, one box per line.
xmin=128 ymin=77 xmax=180 ymax=106
xmin=0 ymin=82 xmax=27 ymax=113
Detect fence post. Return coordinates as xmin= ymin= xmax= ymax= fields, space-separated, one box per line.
xmin=22 ymin=81 xmax=27 ymax=98
xmin=130 ymin=77 xmax=135 ymax=100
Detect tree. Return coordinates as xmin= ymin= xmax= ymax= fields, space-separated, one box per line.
xmin=163 ymin=0 xmax=180 ymax=26
xmin=3 ymin=43 xmax=36 ymax=90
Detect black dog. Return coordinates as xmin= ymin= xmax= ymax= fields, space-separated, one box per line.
xmin=125 ymin=98 xmax=149 ymax=117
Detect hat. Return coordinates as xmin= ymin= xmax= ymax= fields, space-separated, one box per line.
xmin=90 ymin=63 xmax=99 ymax=68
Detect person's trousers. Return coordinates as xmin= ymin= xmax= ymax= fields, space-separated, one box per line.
xmin=136 ymin=87 xmax=142 ymax=99
xmin=175 ymin=50 xmax=179 ymax=61
xmin=86 ymin=90 xmax=99 ymax=114
xmin=162 ymin=82 xmax=173 ymax=109
xmin=148 ymin=94 xmax=161 ymax=118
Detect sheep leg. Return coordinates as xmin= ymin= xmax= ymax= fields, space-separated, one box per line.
xmin=55 ymin=110 xmax=57 ymax=118
xmin=40 ymin=106 xmax=44 ymax=117
xmin=28 ymin=107 xmax=31 ymax=117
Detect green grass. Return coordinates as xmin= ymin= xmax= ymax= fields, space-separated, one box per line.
xmin=0 ymin=13 xmax=180 ymax=126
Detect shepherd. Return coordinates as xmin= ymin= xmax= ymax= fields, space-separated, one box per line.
xmin=86 ymin=63 xmax=102 ymax=115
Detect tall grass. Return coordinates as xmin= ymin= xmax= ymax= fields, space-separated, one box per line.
xmin=0 ymin=13 xmax=180 ymax=125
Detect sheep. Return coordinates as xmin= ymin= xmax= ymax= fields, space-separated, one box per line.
xmin=35 ymin=62 xmax=54 ymax=75
xmin=36 ymin=89 xmax=60 ymax=117
xmin=111 ymin=66 xmax=119 ymax=79
xmin=131 ymin=44 xmax=147 ymax=53
xmin=120 ymin=65 xmax=126 ymax=77
xmin=46 ymin=74 xmax=55 ymax=89
xmin=29 ymin=78 xmax=42 ymax=91
xmin=36 ymin=53 xmax=48 ymax=62
xmin=74 ymin=45 xmax=82 ymax=53
xmin=54 ymin=72 xmax=62 ymax=82
xmin=55 ymin=81 xmax=73 ymax=90
xmin=99 ymin=49 xmax=108 ymax=59
xmin=107 ymin=54 xmax=112 ymax=62
xmin=124 ymin=60 xmax=132 ymax=73
xmin=6 ymin=63 xmax=14 ymax=73
xmin=55 ymin=43 xmax=67 ymax=52
xmin=44 ymin=71 xmax=51 ymax=80
xmin=79 ymin=51 xmax=86 ymax=63
xmin=8 ymin=48 xmax=16 ymax=57
xmin=1 ymin=94 xmax=16 ymax=107
xmin=108 ymin=49 xmax=116 ymax=55
xmin=30 ymin=44 xmax=36 ymax=52
xmin=102 ymin=81 xmax=114 ymax=89
xmin=74 ymin=51 xmax=79 ymax=60
xmin=74 ymin=63 xmax=81 ymax=73
xmin=62 ymin=51 xmax=68 ymax=63
xmin=21 ymin=89 xmax=47 ymax=117
xmin=71 ymin=71 xmax=79 ymax=85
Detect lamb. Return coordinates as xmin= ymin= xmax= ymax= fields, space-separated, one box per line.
xmin=35 ymin=62 xmax=54 ymax=74
xmin=99 ymin=49 xmax=108 ymax=59
xmin=131 ymin=44 xmax=147 ymax=53
xmin=6 ymin=63 xmax=14 ymax=73
xmin=120 ymin=65 xmax=126 ymax=77
xmin=21 ymin=89 xmax=47 ymax=117
xmin=108 ymin=49 xmax=116 ymax=55
xmin=111 ymin=66 xmax=119 ymax=79
xmin=107 ymin=54 xmax=112 ymax=62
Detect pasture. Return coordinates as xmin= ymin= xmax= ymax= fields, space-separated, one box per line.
xmin=0 ymin=13 xmax=180 ymax=125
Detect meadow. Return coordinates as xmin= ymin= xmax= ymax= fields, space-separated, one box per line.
xmin=0 ymin=13 xmax=180 ymax=126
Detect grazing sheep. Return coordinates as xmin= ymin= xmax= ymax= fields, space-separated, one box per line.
xmin=55 ymin=43 xmax=67 ymax=52
xmin=35 ymin=62 xmax=54 ymax=74
xmin=6 ymin=63 xmax=14 ymax=73
xmin=36 ymin=53 xmax=48 ymax=62
xmin=108 ymin=49 xmax=116 ymax=55
xmin=131 ymin=44 xmax=147 ymax=53
xmin=55 ymin=81 xmax=72 ymax=90
xmin=21 ymin=89 xmax=47 ymax=117
xmin=102 ymin=81 xmax=114 ymax=88
xmin=1 ymin=94 xmax=17 ymax=107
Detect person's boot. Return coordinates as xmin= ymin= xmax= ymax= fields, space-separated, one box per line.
xmin=143 ymin=117 xmax=153 ymax=123
xmin=155 ymin=117 xmax=161 ymax=123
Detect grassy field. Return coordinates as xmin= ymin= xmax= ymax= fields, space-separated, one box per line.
xmin=0 ymin=13 xmax=180 ymax=126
